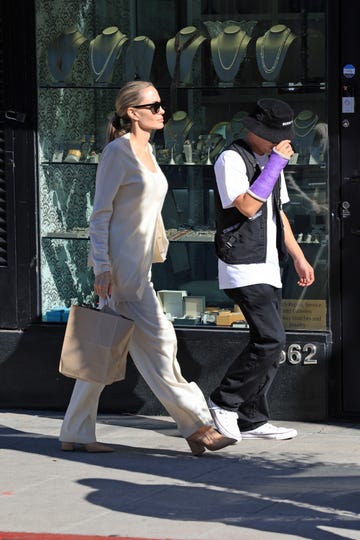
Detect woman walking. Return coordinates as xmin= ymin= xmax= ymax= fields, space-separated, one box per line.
xmin=59 ymin=80 xmax=236 ymax=456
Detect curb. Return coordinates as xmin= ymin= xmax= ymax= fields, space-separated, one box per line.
xmin=0 ymin=534 xmax=176 ymax=540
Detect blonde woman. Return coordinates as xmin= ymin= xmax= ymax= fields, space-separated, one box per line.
xmin=59 ymin=81 xmax=236 ymax=456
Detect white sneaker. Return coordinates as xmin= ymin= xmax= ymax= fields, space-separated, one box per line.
xmin=241 ymin=423 xmax=297 ymax=440
xmin=207 ymin=398 xmax=241 ymax=441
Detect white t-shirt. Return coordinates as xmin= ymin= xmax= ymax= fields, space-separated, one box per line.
xmin=215 ymin=149 xmax=289 ymax=290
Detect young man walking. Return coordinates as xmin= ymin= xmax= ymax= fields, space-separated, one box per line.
xmin=209 ymin=98 xmax=315 ymax=441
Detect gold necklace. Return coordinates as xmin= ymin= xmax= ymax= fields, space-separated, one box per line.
xmin=90 ymin=34 xmax=127 ymax=81
xmin=294 ymin=114 xmax=318 ymax=137
xmin=259 ymin=27 xmax=291 ymax=74
xmin=165 ymin=116 xmax=193 ymax=140
xmin=216 ymin=31 xmax=246 ymax=71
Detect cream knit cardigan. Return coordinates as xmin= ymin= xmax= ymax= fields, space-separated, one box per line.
xmin=88 ymin=133 xmax=169 ymax=302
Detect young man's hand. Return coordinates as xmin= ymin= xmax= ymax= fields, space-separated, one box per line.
xmin=274 ymin=139 xmax=294 ymax=160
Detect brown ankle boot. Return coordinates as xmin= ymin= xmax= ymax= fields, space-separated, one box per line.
xmin=186 ymin=426 xmax=237 ymax=456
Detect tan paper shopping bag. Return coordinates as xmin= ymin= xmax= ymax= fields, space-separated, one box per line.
xmin=59 ymin=304 xmax=134 ymax=385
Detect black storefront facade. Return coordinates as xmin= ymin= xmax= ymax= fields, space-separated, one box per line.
xmin=0 ymin=0 xmax=358 ymax=421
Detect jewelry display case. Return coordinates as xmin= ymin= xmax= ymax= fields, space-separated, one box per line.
xmin=36 ymin=0 xmax=328 ymax=331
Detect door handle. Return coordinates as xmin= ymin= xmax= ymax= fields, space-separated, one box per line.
xmin=4 ymin=110 xmax=26 ymax=123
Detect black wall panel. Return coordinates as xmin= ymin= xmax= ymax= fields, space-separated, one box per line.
xmin=0 ymin=0 xmax=38 ymax=329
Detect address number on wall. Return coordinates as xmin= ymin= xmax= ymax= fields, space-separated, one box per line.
xmin=280 ymin=343 xmax=318 ymax=365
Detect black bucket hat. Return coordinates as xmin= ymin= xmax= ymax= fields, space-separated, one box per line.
xmin=243 ymin=98 xmax=295 ymax=143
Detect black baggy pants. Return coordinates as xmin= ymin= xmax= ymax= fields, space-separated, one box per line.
xmin=210 ymin=284 xmax=286 ymax=431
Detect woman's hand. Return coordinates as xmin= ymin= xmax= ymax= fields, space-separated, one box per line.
xmin=94 ymin=271 xmax=112 ymax=299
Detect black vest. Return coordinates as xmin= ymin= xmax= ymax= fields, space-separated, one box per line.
xmin=214 ymin=139 xmax=288 ymax=265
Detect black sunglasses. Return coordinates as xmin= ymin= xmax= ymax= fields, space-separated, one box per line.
xmin=131 ymin=101 xmax=163 ymax=114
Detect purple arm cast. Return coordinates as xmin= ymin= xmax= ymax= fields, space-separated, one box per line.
xmin=247 ymin=150 xmax=289 ymax=202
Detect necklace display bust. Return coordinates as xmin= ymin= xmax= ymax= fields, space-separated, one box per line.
xmin=164 ymin=111 xmax=194 ymax=161
xmin=166 ymin=26 xmax=206 ymax=84
xmin=47 ymin=27 xmax=87 ymax=83
xmin=125 ymin=35 xmax=155 ymax=81
xmin=256 ymin=24 xmax=297 ymax=82
xmin=204 ymin=19 xmax=258 ymax=40
xmin=227 ymin=111 xmax=249 ymax=142
xmin=89 ymin=26 xmax=128 ymax=83
xmin=292 ymin=110 xmax=319 ymax=164
xmin=211 ymin=25 xmax=251 ymax=83
xmin=311 ymin=122 xmax=328 ymax=165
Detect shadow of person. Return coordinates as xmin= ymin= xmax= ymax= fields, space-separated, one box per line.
xmin=1 ymin=418 xmax=360 ymax=540
xmin=77 ymin=477 xmax=360 ymax=540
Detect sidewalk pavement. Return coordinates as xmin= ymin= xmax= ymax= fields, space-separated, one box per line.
xmin=0 ymin=410 xmax=360 ymax=540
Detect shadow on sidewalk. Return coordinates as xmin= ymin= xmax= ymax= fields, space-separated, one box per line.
xmin=1 ymin=414 xmax=360 ymax=540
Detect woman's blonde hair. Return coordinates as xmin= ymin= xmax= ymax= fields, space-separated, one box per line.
xmin=106 ymin=80 xmax=154 ymax=143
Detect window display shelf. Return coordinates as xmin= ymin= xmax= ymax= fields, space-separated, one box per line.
xmin=42 ymin=228 xmax=216 ymax=242
xmin=39 ymin=82 xmax=327 ymax=91
xmin=43 ymin=230 xmax=90 ymax=239
xmin=40 ymin=160 xmax=98 ymax=165
xmin=36 ymin=0 xmax=328 ymax=330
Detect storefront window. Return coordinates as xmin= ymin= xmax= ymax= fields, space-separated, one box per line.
xmin=35 ymin=0 xmax=328 ymax=331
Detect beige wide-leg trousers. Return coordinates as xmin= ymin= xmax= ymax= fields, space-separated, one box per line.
xmin=59 ymin=281 xmax=213 ymax=443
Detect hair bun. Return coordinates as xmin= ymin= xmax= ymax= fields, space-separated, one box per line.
xmin=112 ymin=112 xmax=121 ymax=130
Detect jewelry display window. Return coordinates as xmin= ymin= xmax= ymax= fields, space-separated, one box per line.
xmin=35 ymin=0 xmax=328 ymax=331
